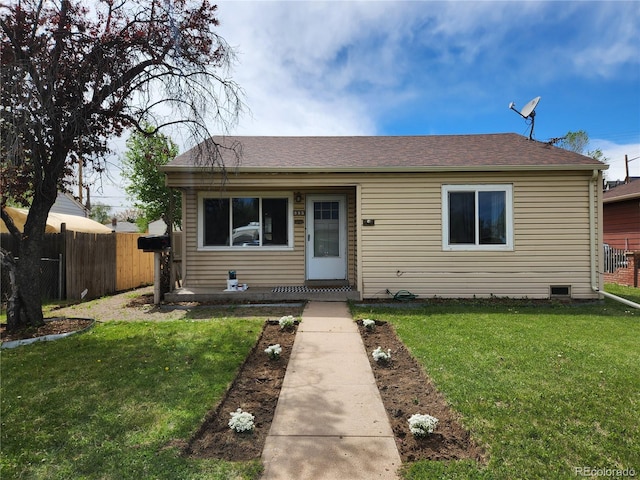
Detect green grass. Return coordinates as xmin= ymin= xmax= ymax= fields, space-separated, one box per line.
xmin=2 ymin=285 xmax=638 ymax=479
xmin=352 ymin=285 xmax=640 ymax=479
xmin=1 ymin=318 xmax=265 ymax=480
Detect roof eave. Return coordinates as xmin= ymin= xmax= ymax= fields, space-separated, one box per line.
xmin=162 ymin=164 xmax=608 ymax=174
xmin=603 ymin=193 xmax=640 ymax=203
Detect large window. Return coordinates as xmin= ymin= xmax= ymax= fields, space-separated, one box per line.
xmin=442 ymin=185 xmax=513 ymax=250
xmin=200 ymin=194 xmax=292 ymax=249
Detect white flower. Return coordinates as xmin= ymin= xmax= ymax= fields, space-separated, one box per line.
xmin=279 ymin=315 xmax=295 ymax=329
xmin=265 ymin=344 xmax=282 ymax=359
xmin=408 ymin=413 xmax=439 ymax=437
xmin=362 ymin=319 xmax=376 ymax=330
xmin=228 ymin=408 xmax=255 ymax=432
xmin=372 ymin=346 xmax=391 ymax=363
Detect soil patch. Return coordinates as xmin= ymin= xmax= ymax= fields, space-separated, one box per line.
xmin=1 ymin=317 xmax=93 ymax=342
xmin=357 ymin=320 xmax=485 ymax=463
xmin=184 ymin=321 xmax=297 ymax=461
xmin=182 ymin=316 xmax=484 ymax=465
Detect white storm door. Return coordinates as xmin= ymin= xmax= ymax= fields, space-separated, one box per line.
xmin=306 ymin=195 xmax=347 ymax=280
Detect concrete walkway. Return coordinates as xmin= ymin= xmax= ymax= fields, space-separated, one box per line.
xmin=261 ymin=302 xmax=401 ymax=479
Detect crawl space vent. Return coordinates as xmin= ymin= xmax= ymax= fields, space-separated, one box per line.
xmin=550 ymin=285 xmax=571 ymax=298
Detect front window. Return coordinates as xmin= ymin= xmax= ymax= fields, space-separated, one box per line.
xmin=442 ymin=185 xmax=513 ymax=250
xmin=200 ymin=194 xmax=291 ymax=248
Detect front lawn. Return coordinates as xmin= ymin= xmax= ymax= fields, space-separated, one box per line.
xmin=352 ymin=285 xmax=640 ymax=479
xmin=1 ymin=318 xmax=265 ymax=479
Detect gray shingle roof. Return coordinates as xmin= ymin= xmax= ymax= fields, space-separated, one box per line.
xmin=165 ymin=133 xmax=607 ymax=172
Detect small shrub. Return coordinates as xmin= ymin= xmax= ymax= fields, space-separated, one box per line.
xmin=228 ymin=408 xmax=255 ymax=433
xmin=264 ymin=344 xmax=282 ymax=360
xmin=372 ymin=346 xmax=391 ymax=363
xmin=408 ymin=413 xmax=439 ymax=437
xmin=278 ymin=315 xmax=295 ymax=330
xmin=362 ymin=319 xmax=376 ymax=331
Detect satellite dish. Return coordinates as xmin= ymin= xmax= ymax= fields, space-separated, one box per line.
xmin=508 ymin=96 xmax=541 ymax=140
xmin=520 ymin=96 xmax=540 ymax=118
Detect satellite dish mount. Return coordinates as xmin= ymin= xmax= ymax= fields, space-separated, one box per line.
xmin=508 ymin=96 xmax=541 ymax=140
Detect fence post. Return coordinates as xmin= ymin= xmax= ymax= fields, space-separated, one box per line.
xmin=154 ymin=251 xmax=162 ymax=305
xmin=60 ymin=223 xmax=67 ymax=300
xmin=58 ymin=253 xmax=63 ymax=300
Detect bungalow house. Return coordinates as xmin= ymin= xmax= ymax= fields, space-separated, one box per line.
xmin=162 ymin=133 xmax=607 ymax=301
xmin=602 ymin=179 xmax=640 ymax=251
xmin=602 ymin=180 xmax=640 ymax=287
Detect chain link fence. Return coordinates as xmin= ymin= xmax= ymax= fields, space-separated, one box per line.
xmin=1 ymin=256 xmax=62 ymax=302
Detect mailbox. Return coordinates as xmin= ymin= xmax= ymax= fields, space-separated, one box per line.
xmin=137 ymin=235 xmax=170 ymax=252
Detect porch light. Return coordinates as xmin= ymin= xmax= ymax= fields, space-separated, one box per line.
xmin=294 ymin=192 xmax=303 ymax=203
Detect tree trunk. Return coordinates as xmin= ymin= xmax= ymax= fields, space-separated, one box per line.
xmin=4 ymin=166 xmax=59 ymax=331
xmin=159 ymin=196 xmax=176 ymax=299
xmin=0 ymin=251 xmax=26 ymax=330
xmin=11 ymin=236 xmax=45 ymax=329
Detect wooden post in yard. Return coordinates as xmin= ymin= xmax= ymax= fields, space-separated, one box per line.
xmin=154 ymin=251 xmax=162 ymax=305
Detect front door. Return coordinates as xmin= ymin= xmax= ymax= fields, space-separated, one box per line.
xmin=306 ymin=195 xmax=347 ymax=280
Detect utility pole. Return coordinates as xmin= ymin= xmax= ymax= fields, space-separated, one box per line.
xmin=625 ymin=154 xmax=629 ymax=184
xmin=625 ymin=155 xmax=640 ymax=184
xmin=78 ymin=156 xmax=83 ymax=203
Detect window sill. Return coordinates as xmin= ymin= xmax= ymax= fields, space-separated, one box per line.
xmin=197 ymin=246 xmax=295 ymax=252
xmin=443 ymin=245 xmax=514 ymax=252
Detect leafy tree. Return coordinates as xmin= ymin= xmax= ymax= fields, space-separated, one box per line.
xmin=122 ymin=127 xmax=181 ymax=234
xmin=123 ymin=127 xmax=181 ymax=297
xmin=89 ymin=203 xmax=112 ymax=224
xmin=557 ymin=130 xmax=608 ymax=163
xmin=1 ymin=0 xmax=242 ymax=330
xmin=557 ymin=130 xmax=590 ymax=154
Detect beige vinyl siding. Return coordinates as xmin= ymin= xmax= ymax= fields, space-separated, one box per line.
xmin=181 ymin=189 xmax=304 ymax=288
xmin=180 ymin=185 xmax=356 ymax=289
xmin=358 ymin=171 xmax=599 ymax=299
xmin=171 ymin=169 xmax=601 ymax=299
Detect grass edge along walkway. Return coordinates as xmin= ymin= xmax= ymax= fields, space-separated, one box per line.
xmin=351 ymin=286 xmax=640 ymax=480
xmin=1 ymin=318 xmax=265 ymax=480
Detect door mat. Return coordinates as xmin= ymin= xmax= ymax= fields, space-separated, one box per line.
xmin=272 ymin=286 xmax=352 ymax=293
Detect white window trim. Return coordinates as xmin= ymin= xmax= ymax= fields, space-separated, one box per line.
xmin=197 ymin=191 xmax=294 ymax=251
xmin=441 ymin=184 xmax=514 ymax=251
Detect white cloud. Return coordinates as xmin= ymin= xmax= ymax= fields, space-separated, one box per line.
xmin=212 ymin=1 xmax=638 ymax=137
xmin=215 ymin=1 xmax=394 ymax=135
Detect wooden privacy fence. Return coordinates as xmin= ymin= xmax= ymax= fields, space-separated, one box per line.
xmin=65 ymin=231 xmax=154 ymax=300
xmin=1 ymin=231 xmax=154 ymax=301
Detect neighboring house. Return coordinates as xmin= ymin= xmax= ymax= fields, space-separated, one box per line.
xmin=50 ymin=192 xmax=89 ymax=217
xmin=148 ymin=219 xmax=168 ymax=235
xmin=162 ymin=133 xmax=608 ymax=300
xmin=1 ymin=206 xmax=112 ymax=234
xmin=602 ymin=179 xmax=640 ymax=251
xmin=148 ymin=218 xmax=182 ymax=235
xmin=106 ymin=218 xmax=139 ymax=233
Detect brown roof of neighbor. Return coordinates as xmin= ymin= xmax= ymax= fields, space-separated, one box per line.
xmin=603 ymin=179 xmax=640 ymax=203
xmin=164 ymin=133 xmax=607 ymax=172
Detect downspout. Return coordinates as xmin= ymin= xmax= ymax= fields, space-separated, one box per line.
xmin=589 ymin=169 xmax=640 ymax=309
xmin=356 ymin=183 xmax=364 ymax=300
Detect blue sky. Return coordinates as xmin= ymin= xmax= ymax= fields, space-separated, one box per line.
xmin=100 ymin=1 xmax=640 ymax=211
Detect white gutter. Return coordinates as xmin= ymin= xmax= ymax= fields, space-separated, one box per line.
xmin=589 ymin=169 xmax=640 ymax=309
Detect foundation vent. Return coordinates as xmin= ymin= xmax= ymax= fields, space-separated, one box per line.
xmin=550 ymin=285 xmax=571 ymax=298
